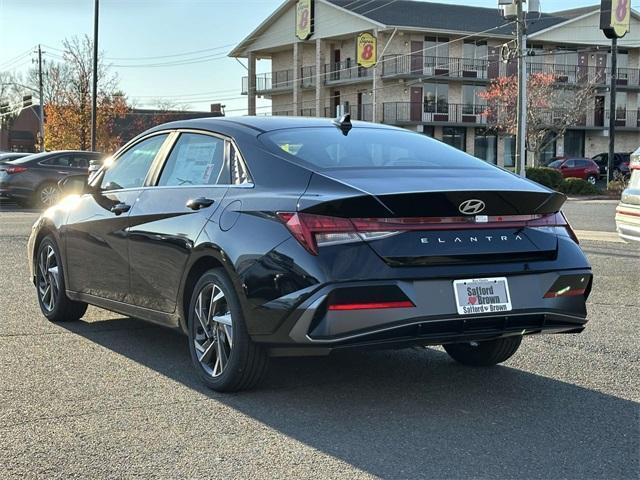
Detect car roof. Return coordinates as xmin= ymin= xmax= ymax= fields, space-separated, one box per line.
xmin=146 ymin=116 xmax=401 ymax=135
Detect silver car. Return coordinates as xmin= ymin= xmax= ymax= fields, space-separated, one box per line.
xmin=616 ymin=147 xmax=640 ymax=242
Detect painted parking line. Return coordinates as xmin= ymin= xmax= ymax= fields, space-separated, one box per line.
xmin=574 ymin=230 xmax=625 ymax=243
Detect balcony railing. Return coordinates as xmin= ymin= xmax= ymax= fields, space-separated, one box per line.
xmin=323 ymin=103 xmax=373 ymax=121
xmin=381 ymin=54 xmax=640 ymax=87
xmin=324 ymin=60 xmax=374 ymax=84
xmin=382 ymin=55 xmax=489 ymax=79
xmin=383 ymin=102 xmax=488 ymax=125
xmin=241 ymin=66 xmax=318 ymax=94
xmin=382 ymin=102 xmax=640 ymax=129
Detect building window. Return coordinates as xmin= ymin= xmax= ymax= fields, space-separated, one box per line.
xmin=423 ymin=82 xmax=448 ymax=114
xmin=564 ymin=130 xmax=585 ymax=157
xmin=539 ymin=134 xmax=557 ymax=165
xmin=616 ymin=91 xmax=627 ymax=122
xmin=425 ymin=36 xmax=449 ymax=68
xmin=442 ymin=127 xmax=466 ymax=152
xmin=422 ymin=126 xmax=435 ymax=137
xmin=474 ymin=128 xmax=497 ymax=164
xmin=463 ymin=40 xmax=487 ymax=61
xmin=504 ymin=135 xmax=516 ymax=167
xmin=462 ymin=84 xmax=486 ymax=114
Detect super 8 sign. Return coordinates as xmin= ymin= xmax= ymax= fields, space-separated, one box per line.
xmin=600 ymin=0 xmax=631 ymax=39
xmin=296 ymin=0 xmax=314 ymax=41
xmin=357 ymin=32 xmax=377 ymax=68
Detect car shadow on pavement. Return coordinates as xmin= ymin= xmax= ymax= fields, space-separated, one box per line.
xmin=59 ymin=317 xmax=638 ymax=479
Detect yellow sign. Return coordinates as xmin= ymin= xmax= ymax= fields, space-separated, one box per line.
xmin=600 ymin=0 xmax=631 ymax=39
xmin=295 ymin=0 xmax=313 ymax=41
xmin=357 ymin=32 xmax=377 ymax=68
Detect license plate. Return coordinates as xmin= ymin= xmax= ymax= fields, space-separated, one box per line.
xmin=453 ymin=277 xmax=512 ymax=315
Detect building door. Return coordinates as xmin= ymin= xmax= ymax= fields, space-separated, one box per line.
xmin=577 ymin=52 xmax=588 ymax=83
xmin=332 ymin=90 xmax=341 ymax=117
xmin=594 ymin=96 xmax=605 ymax=127
xmin=332 ymin=49 xmax=341 ymax=81
xmin=595 ymin=53 xmax=607 ymax=83
xmin=410 ymin=86 xmax=422 ymax=122
xmin=487 ymin=46 xmax=500 ymax=79
xmin=410 ymin=41 xmax=423 ymax=74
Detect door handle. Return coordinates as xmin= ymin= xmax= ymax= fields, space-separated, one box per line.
xmin=110 ymin=203 xmax=131 ymax=215
xmin=186 ymin=197 xmax=215 ymax=210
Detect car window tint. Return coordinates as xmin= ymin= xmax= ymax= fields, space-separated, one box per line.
xmin=158 ymin=133 xmax=227 ymax=186
xmin=102 ymin=134 xmax=168 ymax=190
xmin=564 ymin=160 xmax=576 ymax=167
xmin=260 ymin=127 xmax=495 ymax=171
xmin=230 ymin=143 xmax=251 ymax=185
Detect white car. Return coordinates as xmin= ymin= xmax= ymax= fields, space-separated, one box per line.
xmin=616 ymin=147 xmax=640 ymax=242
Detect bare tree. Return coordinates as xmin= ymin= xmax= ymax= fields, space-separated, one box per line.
xmin=480 ymin=73 xmax=597 ymax=166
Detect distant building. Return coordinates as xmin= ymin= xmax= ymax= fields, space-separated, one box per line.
xmin=0 ymin=105 xmax=42 ymax=152
xmin=230 ymin=0 xmax=640 ymax=164
xmin=0 ymin=103 xmax=225 ymax=153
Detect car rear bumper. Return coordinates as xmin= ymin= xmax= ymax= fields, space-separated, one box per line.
xmin=252 ymin=269 xmax=592 ymax=350
xmin=616 ymin=202 xmax=640 ymax=242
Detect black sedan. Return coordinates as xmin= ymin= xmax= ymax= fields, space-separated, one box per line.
xmin=0 ymin=150 xmax=103 ymax=207
xmin=28 ymin=116 xmax=593 ymax=392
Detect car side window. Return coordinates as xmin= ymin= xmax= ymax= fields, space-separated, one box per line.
xmin=158 ymin=133 xmax=227 ymax=186
xmin=564 ymin=160 xmax=576 ymax=167
xmin=102 ymin=134 xmax=168 ymax=191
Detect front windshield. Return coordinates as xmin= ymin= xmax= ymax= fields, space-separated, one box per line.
xmin=260 ymin=127 xmax=495 ymax=171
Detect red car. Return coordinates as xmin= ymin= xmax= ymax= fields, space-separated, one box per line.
xmin=548 ymin=158 xmax=600 ymax=185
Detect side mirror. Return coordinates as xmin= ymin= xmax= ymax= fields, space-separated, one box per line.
xmin=58 ymin=174 xmax=89 ymax=195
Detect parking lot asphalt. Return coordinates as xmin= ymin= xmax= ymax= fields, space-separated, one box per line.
xmin=0 ymin=200 xmax=638 ymax=479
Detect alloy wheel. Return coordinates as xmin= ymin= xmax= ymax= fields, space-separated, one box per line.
xmin=587 ymin=176 xmax=597 ymax=185
xmin=37 ymin=245 xmax=60 ymax=312
xmin=40 ymin=185 xmax=59 ymax=207
xmin=193 ymin=283 xmax=233 ymax=378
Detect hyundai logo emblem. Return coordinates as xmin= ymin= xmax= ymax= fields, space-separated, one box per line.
xmin=459 ymin=199 xmax=486 ymax=215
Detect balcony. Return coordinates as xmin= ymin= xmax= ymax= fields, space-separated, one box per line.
xmin=381 ymin=54 xmax=640 ymax=88
xmin=241 ymin=67 xmax=317 ymax=95
xmin=323 ymin=103 xmax=373 ymax=121
xmin=382 ymin=102 xmax=640 ymax=130
xmin=383 ymin=103 xmax=488 ymax=125
xmin=382 ymin=55 xmax=489 ymax=80
xmin=323 ymin=60 xmax=374 ymax=85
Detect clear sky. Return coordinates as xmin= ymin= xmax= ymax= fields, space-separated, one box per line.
xmin=0 ymin=0 xmax=606 ymax=116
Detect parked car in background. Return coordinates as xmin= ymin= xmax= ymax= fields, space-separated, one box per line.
xmin=27 ymin=116 xmax=592 ymax=392
xmin=0 ymin=152 xmax=32 ymax=164
xmin=591 ymin=152 xmax=631 ymax=178
xmin=547 ymin=158 xmax=600 ymax=185
xmin=0 ymin=150 xmax=103 ymax=208
xmin=616 ymin=148 xmax=640 ymax=242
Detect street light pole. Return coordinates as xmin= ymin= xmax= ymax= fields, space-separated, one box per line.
xmin=37 ymin=44 xmax=45 ymax=152
xmin=515 ymin=0 xmax=527 ymax=177
xmin=90 ymin=0 xmax=99 ymax=152
xmin=607 ymin=37 xmax=617 ymax=184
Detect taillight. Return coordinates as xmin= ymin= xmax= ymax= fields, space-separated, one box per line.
xmin=3 ymin=166 xmax=27 ymax=175
xmin=277 ymin=211 xmax=579 ymax=255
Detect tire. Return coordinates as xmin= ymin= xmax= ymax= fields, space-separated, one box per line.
xmin=187 ymin=268 xmax=268 ymax=392
xmin=586 ymin=175 xmax=597 ymax=185
xmin=35 ymin=182 xmax=60 ymax=209
xmin=443 ymin=336 xmax=522 ymax=367
xmin=36 ymin=236 xmax=88 ymax=322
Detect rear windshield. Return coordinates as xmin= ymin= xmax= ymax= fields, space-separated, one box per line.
xmin=259 ymin=127 xmax=495 ymax=171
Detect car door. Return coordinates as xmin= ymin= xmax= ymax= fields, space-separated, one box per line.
xmin=63 ymin=133 xmax=172 ymax=303
xmin=126 ymin=131 xmax=241 ymax=313
xmin=560 ymin=159 xmax=577 ymax=178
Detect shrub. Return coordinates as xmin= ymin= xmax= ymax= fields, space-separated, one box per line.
xmin=557 ymin=177 xmax=601 ymax=195
xmin=607 ymin=171 xmax=630 ymax=195
xmin=525 ymin=167 xmax=564 ymax=189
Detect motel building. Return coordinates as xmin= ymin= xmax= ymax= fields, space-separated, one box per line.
xmin=230 ymin=0 xmax=640 ymax=166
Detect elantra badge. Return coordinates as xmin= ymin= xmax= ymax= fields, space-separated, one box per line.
xmin=459 ymin=199 xmax=486 ymax=215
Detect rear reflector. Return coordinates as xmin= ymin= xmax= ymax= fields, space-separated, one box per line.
xmin=543 ymin=288 xmax=586 ymax=299
xmin=277 ymin=211 xmax=579 ymax=255
xmin=328 ymin=300 xmax=415 ymax=311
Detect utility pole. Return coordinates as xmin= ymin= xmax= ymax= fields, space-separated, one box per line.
xmin=515 ymin=0 xmax=527 ymax=177
xmin=90 ymin=0 xmax=99 ymax=152
xmin=37 ymin=45 xmax=45 ymax=152
xmin=607 ymin=37 xmax=617 ymax=184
